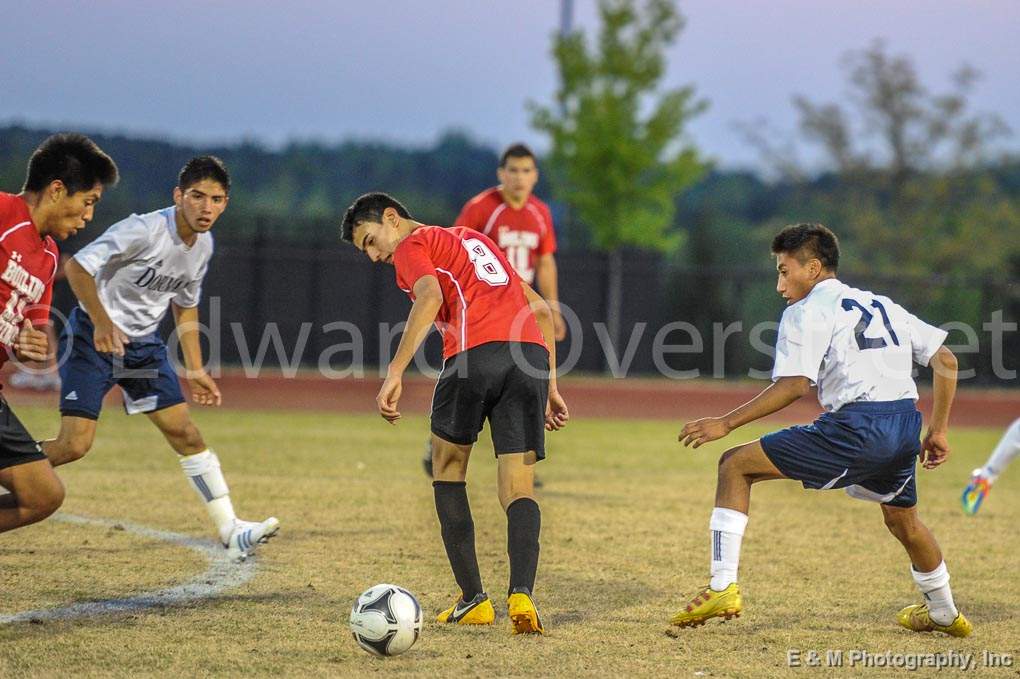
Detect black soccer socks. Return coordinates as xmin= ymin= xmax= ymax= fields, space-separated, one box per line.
xmin=433 ymin=481 xmax=484 ymax=602
xmin=506 ymin=497 xmax=541 ymax=596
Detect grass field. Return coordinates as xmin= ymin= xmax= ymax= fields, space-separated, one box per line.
xmin=1 ymin=405 xmax=1018 ymax=678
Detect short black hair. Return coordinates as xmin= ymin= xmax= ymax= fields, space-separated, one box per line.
xmin=23 ymin=133 xmax=119 ymax=194
xmin=178 ymin=155 xmax=230 ymax=192
xmin=771 ymin=223 xmax=840 ymax=271
xmin=340 ymin=192 xmax=412 ymax=243
xmin=499 ymin=143 xmax=537 ymax=168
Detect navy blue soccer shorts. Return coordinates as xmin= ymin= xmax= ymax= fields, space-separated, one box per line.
xmin=760 ymin=399 xmax=922 ymax=508
xmin=58 ymin=306 xmax=186 ymax=420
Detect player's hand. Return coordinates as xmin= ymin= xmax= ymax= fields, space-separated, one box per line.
xmin=679 ymin=417 xmax=732 ymax=448
xmin=377 ymin=374 xmax=402 ymax=424
xmin=920 ymin=428 xmax=950 ymax=469
xmin=188 ymin=370 xmax=222 ymax=407
xmin=553 ymin=312 xmax=567 ymax=342
xmin=545 ymin=389 xmax=569 ymax=430
xmin=94 ymin=319 xmax=129 ymax=356
xmin=13 ymin=319 xmax=49 ymax=362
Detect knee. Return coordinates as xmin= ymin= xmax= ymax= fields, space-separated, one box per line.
xmin=165 ymin=421 xmax=205 ymax=451
xmin=884 ymin=510 xmax=918 ymax=541
xmin=433 ymin=450 xmax=467 ymax=481
xmin=717 ymin=447 xmax=742 ymax=478
xmin=27 ymin=477 xmax=65 ymax=521
xmin=59 ymin=435 xmax=93 ymax=462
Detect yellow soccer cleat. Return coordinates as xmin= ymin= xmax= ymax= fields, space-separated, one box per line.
xmin=507 ymin=588 xmax=544 ymax=635
xmin=897 ymin=604 xmax=972 ymax=638
xmin=669 ymin=583 xmax=742 ymax=629
xmin=436 ymin=593 xmax=495 ymax=625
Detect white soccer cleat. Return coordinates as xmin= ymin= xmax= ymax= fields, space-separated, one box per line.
xmin=225 ymin=517 xmax=280 ymax=561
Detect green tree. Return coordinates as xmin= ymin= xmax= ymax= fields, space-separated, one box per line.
xmin=530 ymin=0 xmax=706 ymax=355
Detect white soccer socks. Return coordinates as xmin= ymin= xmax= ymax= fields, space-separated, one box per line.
xmin=911 ymin=561 xmax=959 ymax=626
xmin=709 ymin=507 xmax=749 ymax=591
xmin=982 ymin=418 xmax=1020 ymax=483
xmin=179 ymin=449 xmax=237 ymax=544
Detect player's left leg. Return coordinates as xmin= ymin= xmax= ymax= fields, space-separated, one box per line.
xmin=497 ymin=451 xmax=544 ymax=634
xmin=0 ymin=459 xmax=65 ymax=533
xmin=671 ymin=440 xmax=786 ymax=629
xmin=881 ymin=503 xmax=971 ymax=637
xmin=147 ymin=403 xmax=278 ymax=561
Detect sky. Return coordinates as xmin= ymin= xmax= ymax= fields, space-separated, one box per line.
xmin=2 ymin=0 xmax=1017 ymax=169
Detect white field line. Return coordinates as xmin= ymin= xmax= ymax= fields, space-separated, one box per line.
xmin=0 ymin=513 xmax=257 ymax=624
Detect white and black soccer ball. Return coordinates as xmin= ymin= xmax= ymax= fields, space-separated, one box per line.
xmin=349 ymin=584 xmax=423 ymax=657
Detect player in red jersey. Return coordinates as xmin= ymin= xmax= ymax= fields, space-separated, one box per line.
xmin=0 ymin=133 xmax=118 ymax=534
xmin=454 ymin=144 xmax=565 ymax=340
xmin=342 ymin=192 xmax=569 ymax=635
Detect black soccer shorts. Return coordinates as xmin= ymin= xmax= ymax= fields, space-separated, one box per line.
xmin=0 ymin=397 xmax=47 ymax=470
xmin=430 ymin=341 xmax=549 ymax=459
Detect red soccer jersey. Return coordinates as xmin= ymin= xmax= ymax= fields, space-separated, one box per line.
xmin=393 ymin=226 xmax=546 ymax=360
xmin=0 ymin=193 xmax=58 ymax=368
xmin=454 ymin=188 xmax=556 ymax=286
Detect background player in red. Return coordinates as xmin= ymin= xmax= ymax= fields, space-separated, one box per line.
xmin=342 ymin=192 xmax=569 ymax=635
xmin=0 ymin=133 xmax=118 ymax=534
xmin=454 ymin=143 xmax=566 ymax=341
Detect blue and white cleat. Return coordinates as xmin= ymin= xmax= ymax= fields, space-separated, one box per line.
xmin=961 ymin=469 xmax=992 ymax=515
xmin=226 ymin=517 xmax=280 ymax=561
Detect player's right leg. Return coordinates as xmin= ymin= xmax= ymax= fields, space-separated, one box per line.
xmin=671 ymin=439 xmax=786 ymax=630
xmin=42 ymin=305 xmax=114 ymax=466
xmin=432 ymin=434 xmax=493 ymax=625
xmin=146 ymin=403 xmax=278 ymax=562
xmin=962 ymin=417 xmax=1020 ymax=515
xmin=41 ymin=416 xmax=98 ymax=467
xmin=0 ymin=399 xmax=65 ymax=532
xmin=881 ymin=504 xmax=971 ymax=637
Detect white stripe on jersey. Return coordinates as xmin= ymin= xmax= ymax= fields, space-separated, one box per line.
xmin=0 ymin=221 xmax=32 ymax=242
xmin=435 ymin=267 xmax=467 ymax=353
xmin=524 ymin=202 xmax=548 ymax=237
xmin=481 ymin=204 xmax=506 ymax=236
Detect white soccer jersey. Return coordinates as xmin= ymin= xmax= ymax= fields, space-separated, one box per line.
xmin=772 ymin=278 xmax=948 ymax=412
xmin=74 ymin=206 xmax=213 ymax=337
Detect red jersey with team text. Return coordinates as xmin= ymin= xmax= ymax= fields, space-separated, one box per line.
xmin=454 ymin=188 xmax=556 ymax=285
xmin=393 ymin=226 xmax=546 ymax=360
xmin=0 ymin=193 xmax=58 ymax=368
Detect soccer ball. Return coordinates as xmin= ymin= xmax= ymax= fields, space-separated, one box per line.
xmin=349 ymin=584 xmax=423 ymax=657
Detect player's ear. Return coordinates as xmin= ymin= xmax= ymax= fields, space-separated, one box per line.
xmin=173 ymin=186 xmax=183 ymax=204
xmin=48 ymin=180 xmax=66 ymax=203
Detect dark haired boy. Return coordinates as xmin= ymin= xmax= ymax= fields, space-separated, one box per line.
xmin=341 ymin=192 xmax=569 ymax=635
xmin=1 ymin=133 xmax=117 ymax=534
xmin=670 ymin=223 xmax=970 ymax=637
xmin=42 ymin=156 xmax=279 ymax=561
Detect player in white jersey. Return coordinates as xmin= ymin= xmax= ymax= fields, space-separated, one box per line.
xmin=41 ymin=157 xmax=279 ymax=561
xmin=961 ymin=418 xmax=1020 ymax=514
xmin=670 ymin=223 xmax=971 ymax=637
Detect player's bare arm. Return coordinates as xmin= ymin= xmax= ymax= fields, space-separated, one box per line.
xmin=521 ymin=281 xmax=569 ymax=430
xmin=377 ymin=275 xmax=444 ymax=424
xmin=534 ymin=253 xmax=566 ymax=341
xmin=679 ymin=376 xmax=811 ymax=448
xmin=65 ymin=257 xmax=129 ymax=356
xmin=172 ymin=302 xmax=221 ymax=407
xmin=921 ymin=345 xmax=958 ymax=470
